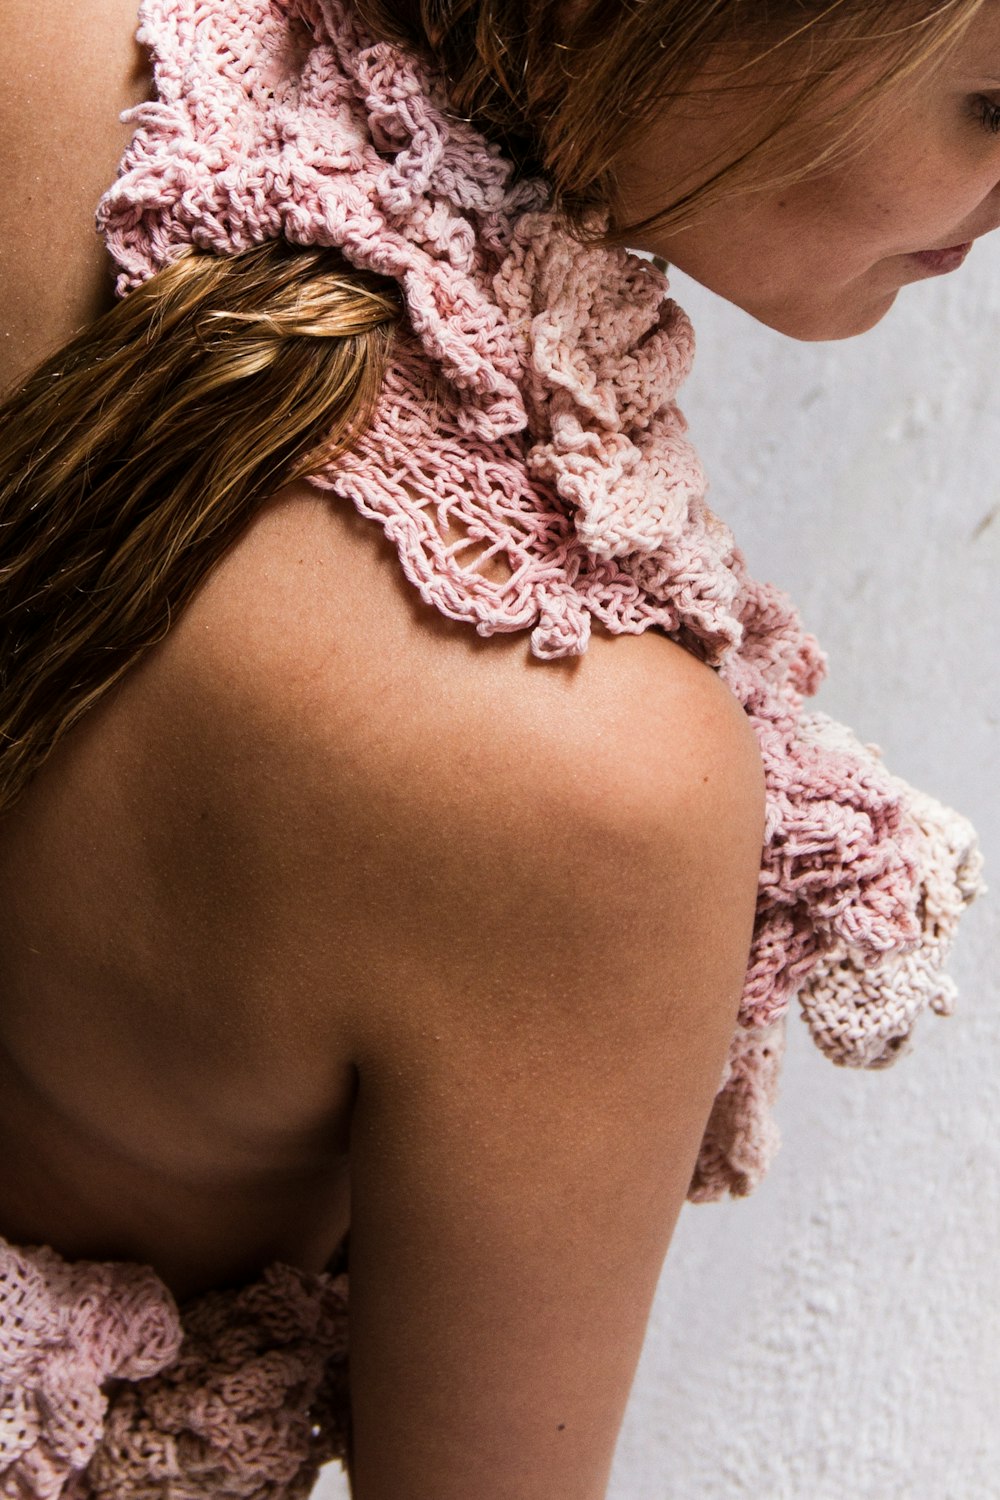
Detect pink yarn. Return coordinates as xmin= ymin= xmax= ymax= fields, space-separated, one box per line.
xmin=0 ymin=1241 xmax=183 ymax=1497
xmin=0 ymin=1239 xmax=348 ymax=1499
xmin=1 ymin=0 xmax=984 ymax=1493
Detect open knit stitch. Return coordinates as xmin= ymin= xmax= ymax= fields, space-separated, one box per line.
xmin=1 ymin=0 xmax=986 ymax=1494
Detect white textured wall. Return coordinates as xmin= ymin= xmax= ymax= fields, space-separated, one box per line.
xmin=314 ymin=241 xmax=1000 ymax=1500
xmin=606 ymin=243 xmax=1000 ymax=1500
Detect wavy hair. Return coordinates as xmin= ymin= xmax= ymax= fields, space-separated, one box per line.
xmin=0 ymin=0 xmax=985 ymax=814
xmin=357 ymin=0 xmax=987 ymax=237
xmin=0 ymin=243 xmax=401 ymax=812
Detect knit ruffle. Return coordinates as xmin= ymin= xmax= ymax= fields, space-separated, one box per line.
xmin=97 ymin=0 xmax=985 ymax=1205
xmin=3 ymin=0 xmax=978 ymax=1490
xmin=0 ymin=1238 xmax=182 ymax=1498
xmin=0 ymin=1237 xmax=349 ymax=1500
xmin=98 ymin=0 xmax=546 ymax=440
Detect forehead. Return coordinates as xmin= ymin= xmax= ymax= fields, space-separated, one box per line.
xmin=781 ymin=1 xmax=1000 ymax=131
xmin=909 ymin=0 xmax=1000 ymax=81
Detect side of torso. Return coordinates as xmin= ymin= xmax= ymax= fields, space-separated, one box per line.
xmin=0 ymin=2 xmax=356 ymax=1301
xmin=0 ymin=613 xmax=357 ymax=1299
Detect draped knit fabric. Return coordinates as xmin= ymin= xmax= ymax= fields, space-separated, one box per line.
xmin=0 ymin=0 xmax=986 ymax=1494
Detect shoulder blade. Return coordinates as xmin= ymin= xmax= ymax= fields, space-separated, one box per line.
xmin=171 ymin=483 xmax=766 ymax=1498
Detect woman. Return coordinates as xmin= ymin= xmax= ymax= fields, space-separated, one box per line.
xmin=0 ymin=1 xmax=989 ymax=1496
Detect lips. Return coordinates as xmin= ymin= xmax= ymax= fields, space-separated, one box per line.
xmin=908 ymin=243 xmax=972 ymax=275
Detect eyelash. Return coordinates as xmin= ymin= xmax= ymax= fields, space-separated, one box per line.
xmin=977 ymin=97 xmax=1000 ymax=134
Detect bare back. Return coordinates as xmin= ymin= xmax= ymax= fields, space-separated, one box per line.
xmin=0 ymin=6 xmax=767 ymax=1492
xmin=0 ymin=1 xmax=155 ymax=397
xmin=0 ymin=0 xmax=355 ymax=1301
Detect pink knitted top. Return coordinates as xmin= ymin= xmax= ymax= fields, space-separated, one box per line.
xmin=0 ymin=1 xmax=986 ymax=1494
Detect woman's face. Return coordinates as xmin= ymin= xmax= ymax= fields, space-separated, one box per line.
xmin=614 ymin=6 xmax=1000 ymax=340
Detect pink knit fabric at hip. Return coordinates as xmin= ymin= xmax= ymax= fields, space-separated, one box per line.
xmin=0 ymin=1 xmax=985 ymax=1495
xmin=0 ymin=1240 xmax=349 ymax=1499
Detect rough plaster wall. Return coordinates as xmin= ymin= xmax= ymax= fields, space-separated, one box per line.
xmin=605 ymin=245 xmax=1000 ymax=1500
xmin=313 ymin=243 xmax=999 ymax=1500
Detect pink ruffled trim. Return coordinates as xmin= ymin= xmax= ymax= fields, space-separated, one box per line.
xmin=96 ymin=0 xmax=985 ymax=1205
xmin=0 ymin=1237 xmax=349 ymax=1500
xmin=0 ymin=1239 xmax=182 ymax=1498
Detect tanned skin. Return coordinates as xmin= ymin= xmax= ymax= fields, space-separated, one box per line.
xmin=0 ymin=7 xmax=764 ymax=1495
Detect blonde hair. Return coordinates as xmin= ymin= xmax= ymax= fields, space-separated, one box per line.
xmin=358 ymin=0 xmax=987 ymax=236
xmin=0 ymin=0 xmax=984 ymax=815
xmin=0 ymin=243 xmax=401 ymax=812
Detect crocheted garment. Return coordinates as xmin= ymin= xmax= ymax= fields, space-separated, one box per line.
xmin=0 ymin=1238 xmax=349 ymax=1499
xmin=1 ymin=0 xmax=985 ymax=1494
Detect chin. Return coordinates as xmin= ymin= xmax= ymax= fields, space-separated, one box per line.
xmin=745 ymin=289 xmax=900 ymax=342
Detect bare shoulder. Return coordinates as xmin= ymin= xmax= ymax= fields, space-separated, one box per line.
xmin=0 ymin=0 xmax=153 ymax=391
xmin=165 ymin=475 xmax=765 ymax=864
xmin=150 ymin=478 xmax=764 ymax=1497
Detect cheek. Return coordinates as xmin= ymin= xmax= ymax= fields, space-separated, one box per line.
xmin=635 ymin=141 xmax=987 ymax=336
xmin=668 ymin=196 xmax=880 ymax=299
xmin=650 ymin=195 xmax=907 ymax=341
xmin=792 ymin=141 xmax=997 ymax=262
xmin=768 ymin=173 xmax=902 ymax=265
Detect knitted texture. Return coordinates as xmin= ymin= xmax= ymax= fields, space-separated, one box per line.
xmin=0 ymin=1240 xmax=182 ymax=1498
xmin=1 ymin=0 xmax=986 ymax=1494
xmin=0 ymin=1237 xmax=349 ymax=1500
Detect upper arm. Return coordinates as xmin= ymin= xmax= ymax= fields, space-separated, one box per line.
xmin=166 ymin=484 xmax=765 ymax=1498
xmin=340 ymin=630 xmax=764 ymax=1498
